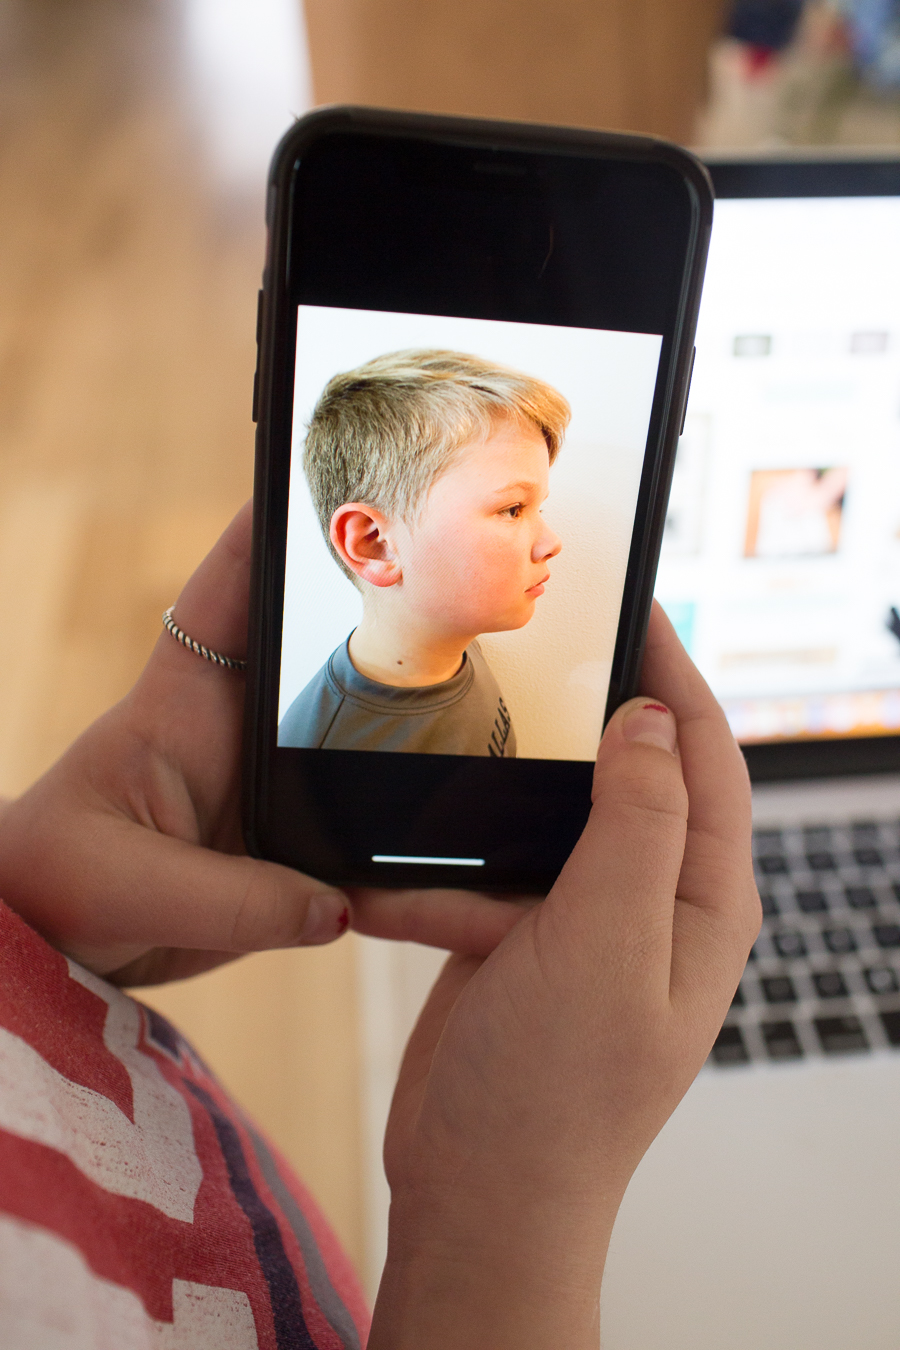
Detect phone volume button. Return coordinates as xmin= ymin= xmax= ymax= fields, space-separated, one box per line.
xmin=252 ymin=369 xmax=260 ymax=423
xmin=680 ymin=346 xmax=696 ymax=437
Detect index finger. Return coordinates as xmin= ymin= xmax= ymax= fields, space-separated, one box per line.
xmin=347 ymin=887 xmax=537 ymax=956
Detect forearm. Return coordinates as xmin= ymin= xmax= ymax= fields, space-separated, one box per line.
xmin=369 ymin=1187 xmax=616 ymax=1349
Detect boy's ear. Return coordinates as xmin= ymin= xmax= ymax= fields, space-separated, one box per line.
xmin=330 ymin=504 xmax=401 ymax=587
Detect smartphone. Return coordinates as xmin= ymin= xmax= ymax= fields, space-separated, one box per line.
xmin=243 ymin=106 xmax=712 ymax=893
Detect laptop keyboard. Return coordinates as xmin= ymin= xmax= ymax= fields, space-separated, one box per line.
xmin=711 ymin=819 xmax=900 ymax=1067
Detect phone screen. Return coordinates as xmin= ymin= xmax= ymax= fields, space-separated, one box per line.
xmin=279 ymin=307 xmax=662 ymax=764
xmin=246 ymin=112 xmax=709 ymax=888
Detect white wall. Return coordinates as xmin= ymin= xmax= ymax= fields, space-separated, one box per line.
xmin=280 ymin=306 xmax=661 ymax=760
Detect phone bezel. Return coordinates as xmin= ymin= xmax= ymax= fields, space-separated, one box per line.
xmin=244 ymin=107 xmax=712 ymax=890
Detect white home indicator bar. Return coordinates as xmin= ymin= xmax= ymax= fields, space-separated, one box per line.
xmin=372 ymin=854 xmax=485 ymax=867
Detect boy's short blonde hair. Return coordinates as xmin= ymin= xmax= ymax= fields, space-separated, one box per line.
xmin=303 ymin=348 xmax=571 ymax=581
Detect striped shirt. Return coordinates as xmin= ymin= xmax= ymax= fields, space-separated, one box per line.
xmin=0 ymin=900 xmax=369 ymax=1348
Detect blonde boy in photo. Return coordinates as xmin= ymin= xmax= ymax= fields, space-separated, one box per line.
xmin=278 ymin=349 xmax=570 ymax=757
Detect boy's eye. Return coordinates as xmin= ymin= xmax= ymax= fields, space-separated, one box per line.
xmin=502 ymin=503 xmax=524 ymax=519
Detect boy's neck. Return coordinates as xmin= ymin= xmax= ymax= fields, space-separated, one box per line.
xmin=348 ymin=612 xmax=472 ymax=688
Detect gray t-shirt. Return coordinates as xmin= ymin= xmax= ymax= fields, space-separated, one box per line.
xmin=278 ymin=637 xmax=516 ymax=757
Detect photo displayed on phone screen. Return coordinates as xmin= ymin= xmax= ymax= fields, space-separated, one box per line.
xmin=278 ymin=305 xmax=663 ymax=764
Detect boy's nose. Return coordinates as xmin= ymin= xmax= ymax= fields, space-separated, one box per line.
xmin=534 ymin=524 xmax=562 ymax=562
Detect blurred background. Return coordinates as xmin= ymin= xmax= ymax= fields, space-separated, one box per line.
xmin=4 ymin=0 xmax=900 ymax=1300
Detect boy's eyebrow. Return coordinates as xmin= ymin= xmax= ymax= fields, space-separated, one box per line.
xmin=488 ymin=479 xmax=541 ymax=498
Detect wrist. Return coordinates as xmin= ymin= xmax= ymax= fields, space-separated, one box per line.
xmin=369 ymin=1182 xmax=617 ymax=1350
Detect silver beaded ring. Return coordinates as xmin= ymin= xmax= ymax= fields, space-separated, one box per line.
xmin=162 ymin=606 xmax=247 ymax=672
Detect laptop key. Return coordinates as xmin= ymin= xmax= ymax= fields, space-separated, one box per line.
xmin=804 ymin=826 xmax=833 ymax=850
xmin=846 ymin=886 xmax=877 ymax=909
xmin=796 ymin=889 xmax=827 ymax=913
xmin=758 ymin=855 xmax=788 ymax=876
xmin=854 ymin=846 xmax=883 ymax=867
xmin=759 ymin=892 xmax=779 ymax=917
xmin=773 ymin=930 xmax=807 ymax=959
xmin=865 ymin=966 xmax=900 ymax=995
xmin=730 ymin=983 xmax=745 ymax=1008
xmin=873 ymin=923 xmax=900 ymax=949
xmin=761 ymin=974 xmax=797 ymax=1004
xmin=879 ymin=1011 xmax=900 ymax=1046
xmin=807 ymin=851 xmax=836 ymax=871
xmin=823 ymin=926 xmax=857 ymax=955
xmin=711 ymin=1025 xmax=750 ymax=1066
xmin=762 ymin=1020 xmax=804 ymax=1060
xmin=814 ymin=1015 xmax=869 ymax=1054
xmin=893 ymin=882 xmax=900 ymax=905
xmin=754 ymin=829 xmax=784 ymax=853
xmin=813 ymin=970 xmax=848 ymax=999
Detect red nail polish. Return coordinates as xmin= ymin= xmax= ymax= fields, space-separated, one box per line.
xmin=643 ymin=702 xmax=669 ymax=714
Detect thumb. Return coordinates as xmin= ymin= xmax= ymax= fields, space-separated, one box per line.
xmin=112 ymin=821 xmax=350 ymax=953
xmin=547 ymin=697 xmax=688 ymax=988
xmin=20 ymin=807 xmax=350 ymax=978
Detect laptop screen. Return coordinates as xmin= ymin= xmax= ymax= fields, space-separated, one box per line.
xmin=655 ymin=181 xmax=900 ymax=755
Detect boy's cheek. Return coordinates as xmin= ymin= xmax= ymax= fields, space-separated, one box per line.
xmin=408 ymin=534 xmax=522 ymax=625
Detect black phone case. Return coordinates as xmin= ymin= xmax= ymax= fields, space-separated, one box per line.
xmin=243 ymin=106 xmax=713 ymax=891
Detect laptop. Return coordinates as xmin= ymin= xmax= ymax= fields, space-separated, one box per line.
xmin=601 ymin=156 xmax=900 ymax=1350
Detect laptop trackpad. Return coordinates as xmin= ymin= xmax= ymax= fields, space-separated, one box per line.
xmin=601 ymin=1055 xmax=900 ymax=1349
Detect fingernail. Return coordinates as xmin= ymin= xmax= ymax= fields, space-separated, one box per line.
xmin=301 ymin=894 xmax=350 ymax=945
xmin=622 ymin=702 xmax=678 ymax=754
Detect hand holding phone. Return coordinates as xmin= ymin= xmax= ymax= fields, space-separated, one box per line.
xmin=0 ymin=504 xmax=759 ymax=1349
xmin=369 ymin=603 xmax=761 ymax=1348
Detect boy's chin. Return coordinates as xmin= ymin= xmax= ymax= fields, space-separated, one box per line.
xmin=484 ymin=606 xmax=536 ymax=634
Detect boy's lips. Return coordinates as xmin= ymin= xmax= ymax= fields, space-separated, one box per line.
xmin=525 ymin=573 xmax=550 ymax=598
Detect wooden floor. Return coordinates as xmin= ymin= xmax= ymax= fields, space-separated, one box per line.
xmin=0 ymin=0 xmax=366 ymax=1276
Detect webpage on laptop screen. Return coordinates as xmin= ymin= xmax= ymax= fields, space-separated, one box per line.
xmin=656 ymin=194 xmax=900 ymax=745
